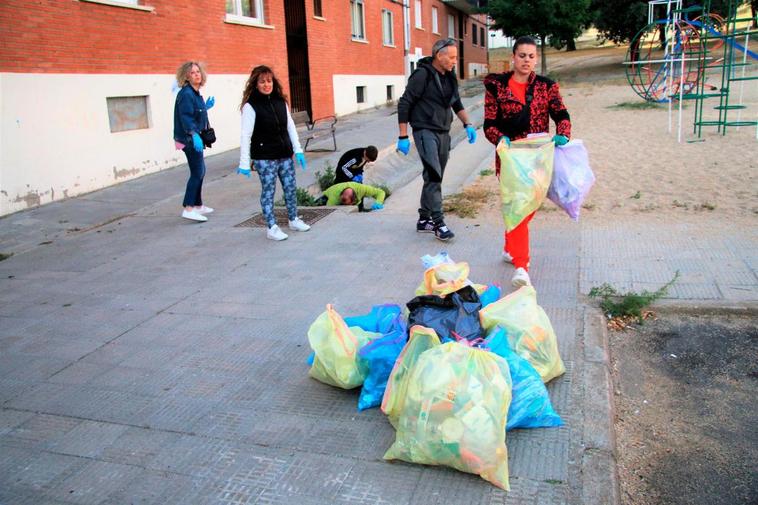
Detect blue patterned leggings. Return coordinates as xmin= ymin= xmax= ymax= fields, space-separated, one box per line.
xmin=254 ymin=158 xmax=298 ymax=228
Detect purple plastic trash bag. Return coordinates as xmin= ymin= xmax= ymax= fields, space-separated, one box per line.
xmin=548 ymin=139 xmax=595 ymax=221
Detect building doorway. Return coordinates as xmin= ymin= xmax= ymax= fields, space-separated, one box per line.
xmin=284 ymin=0 xmax=312 ymax=115
xmin=457 ymin=14 xmax=465 ymax=79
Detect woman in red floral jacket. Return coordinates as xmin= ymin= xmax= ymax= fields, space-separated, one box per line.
xmin=483 ymin=35 xmax=572 ymax=288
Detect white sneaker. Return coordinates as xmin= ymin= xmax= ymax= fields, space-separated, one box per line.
xmin=511 ymin=267 xmax=531 ymax=288
xmin=266 ymin=224 xmax=288 ymax=241
xmin=502 ymin=251 xmax=513 ymax=264
xmin=288 ymin=217 xmax=311 ymax=232
xmin=182 ymin=209 xmax=208 ymax=222
xmin=195 ymin=205 xmax=214 ymax=214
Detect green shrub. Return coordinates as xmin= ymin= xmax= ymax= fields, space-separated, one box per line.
xmin=296 ymin=187 xmax=318 ymax=207
xmin=377 ymin=184 xmax=392 ymax=199
xmin=315 ymin=164 xmax=336 ymax=191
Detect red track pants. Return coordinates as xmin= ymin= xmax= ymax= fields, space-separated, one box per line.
xmin=504 ymin=211 xmax=535 ymax=271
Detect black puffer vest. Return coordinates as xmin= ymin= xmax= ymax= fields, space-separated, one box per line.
xmin=249 ymin=94 xmax=293 ymax=160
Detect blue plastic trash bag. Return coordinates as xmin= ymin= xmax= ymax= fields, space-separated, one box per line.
xmin=483 ymin=327 xmax=563 ymax=431
xmin=479 ymin=284 xmax=501 ymax=308
xmin=357 ymin=315 xmax=408 ymax=411
xmin=548 ymin=139 xmax=595 ymax=221
xmin=344 ymin=304 xmax=402 ymax=333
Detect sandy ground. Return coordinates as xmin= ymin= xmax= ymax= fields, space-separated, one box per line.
xmin=492 ymin=44 xmax=758 ymax=224
xmin=559 ymin=77 xmax=757 ymax=223
xmin=476 ymin=45 xmax=758 ymax=224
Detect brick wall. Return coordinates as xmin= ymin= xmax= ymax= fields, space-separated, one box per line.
xmin=409 ymin=1 xmax=488 ymax=79
xmin=305 ymin=0 xmax=404 ymax=118
xmin=0 ymin=0 xmax=485 ymax=115
xmin=0 ymin=1 xmax=291 ymax=89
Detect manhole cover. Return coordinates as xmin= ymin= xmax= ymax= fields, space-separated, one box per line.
xmin=235 ymin=208 xmax=336 ymax=228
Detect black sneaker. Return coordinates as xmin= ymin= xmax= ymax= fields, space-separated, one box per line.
xmin=433 ymin=221 xmax=455 ymax=241
xmin=416 ymin=218 xmax=435 ymax=233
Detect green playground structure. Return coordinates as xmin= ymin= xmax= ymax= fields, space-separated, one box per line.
xmin=687 ymin=0 xmax=758 ymax=138
xmin=625 ymin=0 xmax=758 ymax=140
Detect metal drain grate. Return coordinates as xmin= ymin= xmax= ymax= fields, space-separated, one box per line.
xmin=235 ymin=207 xmax=336 ymax=228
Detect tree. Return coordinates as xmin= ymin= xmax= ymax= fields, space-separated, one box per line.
xmin=486 ymin=0 xmax=593 ymax=74
xmin=549 ymin=0 xmax=595 ymax=51
xmin=591 ymin=0 xmax=752 ymax=46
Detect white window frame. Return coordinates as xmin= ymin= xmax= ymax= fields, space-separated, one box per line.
xmin=351 ymin=0 xmax=367 ymax=41
xmin=382 ymin=9 xmax=395 ymax=46
xmin=225 ymin=0 xmax=265 ymax=25
xmin=447 ymin=14 xmax=455 ymax=38
xmin=414 ymin=0 xmax=422 ymax=29
xmin=79 ymin=0 xmax=154 ymax=12
xmin=431 ymin=6 xmax=439 ymax=34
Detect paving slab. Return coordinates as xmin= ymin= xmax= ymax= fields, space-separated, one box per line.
xmin=5 ymin=83 xmax=756 ymax=503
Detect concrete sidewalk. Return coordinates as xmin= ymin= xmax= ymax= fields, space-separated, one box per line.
xmin=1 ymin=84 xmax=756 ymax=504
xmin=0 ymin=94 xmax=483 ymax=258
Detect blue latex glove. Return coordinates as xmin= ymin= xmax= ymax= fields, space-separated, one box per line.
xmin=191 ymin=133 xmax=204 ymax=152
xmin=372 ymin=202 xmax=384 ymax=211
xmin=352 ymin=174 xmax=363 ymax=183
xmin=465 ymin=125 xmax=477 ymax=144
xmin=295 ymin=152 xmax=307 ymax=171
xmin=237 ymin=167 xmax=251 ymax=178
xmin=553 ymin=134 xmax=569 ymax=146
xmin=499 ymin=135 xmax=511 ymax=147
xmin=396 ymin=137 xmax=410 ymax=155
xmin=205 ymin=96 xmax=215 ymax=109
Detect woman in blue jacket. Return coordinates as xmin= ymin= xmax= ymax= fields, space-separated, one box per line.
xmin=173 ymin=61 xmax=215 ymax=222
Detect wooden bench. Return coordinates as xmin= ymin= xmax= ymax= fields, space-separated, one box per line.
xmin=292 ymin=110 xmax=338 ymax=152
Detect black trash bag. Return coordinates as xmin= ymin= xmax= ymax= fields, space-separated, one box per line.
xmin=406 ymin=285 xmax=484 ymax=343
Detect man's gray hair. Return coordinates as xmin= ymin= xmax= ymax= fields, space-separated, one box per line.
xmin=432 ymin=38 xmax=456 ymax=58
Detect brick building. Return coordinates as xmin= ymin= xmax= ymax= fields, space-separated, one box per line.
xmin=0 ymin=0 xmax=488 ymax=216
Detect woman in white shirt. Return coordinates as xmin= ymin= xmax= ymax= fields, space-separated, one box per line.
xmin=237 ymin=65 xmax=310 ymax=241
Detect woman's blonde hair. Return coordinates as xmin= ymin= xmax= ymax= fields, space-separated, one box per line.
xmin=175 ymin=61 xmax=207 ymax=88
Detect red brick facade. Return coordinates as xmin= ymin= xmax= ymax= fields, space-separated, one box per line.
xmin=409 ymin=1 xmax=489 ymax=78
xmin=0 ymin=0 xmax=487 ymax=119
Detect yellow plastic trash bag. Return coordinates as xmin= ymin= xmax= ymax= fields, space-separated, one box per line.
xmin=497 ymin=135 xmax=555 ymax=232
xmin=308 ymin=304 xmax=380 ymax=389
xmin=479 ymin=285 xmax=565 ymax=383
xmin=383 ymin=342 xmax=512 ymax=490
xmin=414 ymin=262 xmax=471 ymax=297
xmin=381 ymin=325 xmax=441 ymax=428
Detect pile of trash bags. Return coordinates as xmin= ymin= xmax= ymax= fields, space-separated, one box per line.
xmin=496 ymin=134 xmax=595 ymax=228
xmin=305 ymin=253 xmax=565 ymax=490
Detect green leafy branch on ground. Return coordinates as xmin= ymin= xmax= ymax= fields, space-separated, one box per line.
xmin=589 ymin=271 xmax=680 ymax=322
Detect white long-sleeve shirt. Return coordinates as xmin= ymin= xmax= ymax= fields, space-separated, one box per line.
xmin=238 ymin=102 xmax=303 ymax=169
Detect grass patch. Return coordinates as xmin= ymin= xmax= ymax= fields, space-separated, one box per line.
xmin=443 ymin=184 xmax=495 ymax=218
xmin=0 ymin=252 xmax=12 ymax=262
xmin=589 ymin=271 xmax=680 ymax=323
xmin=480 ymin=168 xmax=494 ymax=176
xmin=630 ymin=191 xmax=641 ymax=199
xmin=672 ymin=200 xmax=689 ymax=209
xmin=608 ymin=101 xmax=662 ymax=110
xmin=695 ymin=201 xmax=716 ymax=211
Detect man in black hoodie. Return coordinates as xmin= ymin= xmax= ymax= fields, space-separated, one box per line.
xmin=397 ymin=38 xmax=477 ymax=242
